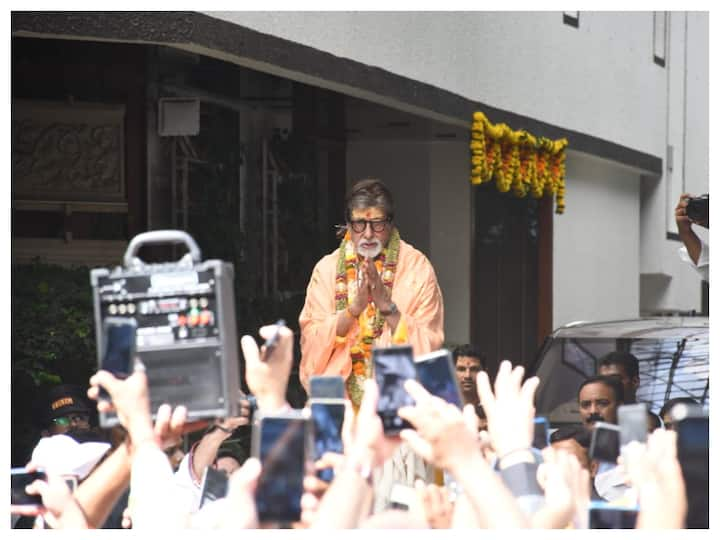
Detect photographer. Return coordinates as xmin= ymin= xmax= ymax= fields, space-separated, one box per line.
xmin=675 ymin=193 xmax=709 ymax=282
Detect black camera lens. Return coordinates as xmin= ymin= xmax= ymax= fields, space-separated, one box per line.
xmin=686 ymin=194 xmax=709 ymax=225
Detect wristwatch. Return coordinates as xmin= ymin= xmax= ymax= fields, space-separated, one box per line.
xmin=380 ymin=302 xmax=398 ymax=316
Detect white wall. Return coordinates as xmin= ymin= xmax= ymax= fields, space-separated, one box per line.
xmin=638 ymin=12 xmax=707 ymax=314
xmin=553 ymin=151 xmax=641 ymax=327
xmin=206 ymin=11 xmax=669 ymax=157
xmin=346 ymin=140 xmax=472 ymax=346
xmin=429 ymin=142 xmax=471 ymax=346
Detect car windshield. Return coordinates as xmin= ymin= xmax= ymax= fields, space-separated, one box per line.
xmin=533 ymin=332 xmax=709 ymax=425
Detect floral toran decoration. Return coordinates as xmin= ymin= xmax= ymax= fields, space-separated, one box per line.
xmin=470 ymin=111 xmax=568 ymax=214
xmin=335 ymin=228 xmax=401 ymax=407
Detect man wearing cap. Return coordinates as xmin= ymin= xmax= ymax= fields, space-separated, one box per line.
xmin=41 ymin=384 xmax=94 ymax=437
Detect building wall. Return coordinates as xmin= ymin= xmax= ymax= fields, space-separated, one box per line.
xmin=639 ymin=11 xmax=708 ymax=314
xmin=207 ymin=11 xmax=669 ymax=156
xmin=553 ymin=151 xmax=641 ymax=327
xmin=217 ymin=10 xmax=708 ymax=325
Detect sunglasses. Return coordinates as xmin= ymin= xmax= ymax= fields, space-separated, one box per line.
xmin=52 ymin=414 xmax=90 ymax=427
xmin=349 ymin=219 xmax=391 ymax=233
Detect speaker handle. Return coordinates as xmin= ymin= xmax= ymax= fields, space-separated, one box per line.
xmin=123 ymin=230 xmax=202 ymax=268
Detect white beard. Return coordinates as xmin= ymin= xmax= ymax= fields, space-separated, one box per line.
xmin=357 ymin=241 xmax=382 ymax=260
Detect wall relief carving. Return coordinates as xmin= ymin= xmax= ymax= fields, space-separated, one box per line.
xmin=12 ymin=101 xmax=126 ymax=202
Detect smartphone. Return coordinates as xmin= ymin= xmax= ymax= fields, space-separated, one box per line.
xmin=672 ymin=404 xmax=709 ymax=529
xmin=618 ymin=403 xmax=648 ymax=448
xmin=309 ymin=375 xmax=345 ymax=400
xmin=414 ymin=349 xmax=463 ymax=409
xmin=199 ymin=466 xmax=229 ymax=508
xmin=11 ymin=468 xmax=47 ymax=507
xmin=532 ymin=417 xmax=550 ymax=449
xmin=252 ymin=411 xmax=311 ymax=523
xmin=99 ymin=317 xmax=137 ymax=401
xmin=373 ymin=345 xmax=416 ymax=434
xmin=589 ymin=421 xmax=620 ymax=463
xmin=588 ymin=500 xmax=638 ymax=529
xmin=310 ymin=400 xmax=345 ymax=483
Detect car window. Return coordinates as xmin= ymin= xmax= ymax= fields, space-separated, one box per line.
xmin=533 ymin=334 xmax=709 ymax=425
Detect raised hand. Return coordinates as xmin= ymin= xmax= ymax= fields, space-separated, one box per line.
xmin=241 ymin=323 xmax=293 ymax=412
xmin=476 ymin=360 xmax=540 ymax=465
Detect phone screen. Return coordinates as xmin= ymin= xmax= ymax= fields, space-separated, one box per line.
xmin=254 ymin=415 xmax=309 ymax=523
xmin=588 ymin=504 xmax=638 ymax=529
xmin=100 ymin=318 xmax=136 ymax=401
xmin=200 ymin=466 xmax=229 ymax=508
xmin=373 ymin=346 xmax=416 ymax=434
xmin=310 ymin=401 xmax=345 ymax=483
xmin=589 ymin=422 xmax=620 ymax=463
xmin=676 ymin=415 xmax=709 ymax=528
xmin=309 ymin=376 xmax=345 ymax=399
xmin=102 ymin=318 xmax=136 ymax=375
xmin=532 ymin=417 xmax=550 ymax=449
xmin=11 ymin=468 xmax=47 ymax=507
xmin=415 ymin=350 xmax=463 ymax=409
xmin=618 ymin=403 xmax=648 ymax=447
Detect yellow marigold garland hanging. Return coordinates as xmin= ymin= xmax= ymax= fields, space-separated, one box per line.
xmin=470 ymin=111 xmax=568 ymax=214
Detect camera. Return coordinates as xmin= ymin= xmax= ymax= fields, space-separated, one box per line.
xmin=685 ymin=194 xmax=709 ymax=225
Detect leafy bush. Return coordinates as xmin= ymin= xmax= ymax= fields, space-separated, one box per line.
xmin=11 ymin=261 xmax=96 ymax=464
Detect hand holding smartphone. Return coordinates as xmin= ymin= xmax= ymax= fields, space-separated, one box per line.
xmin=11 ymin=468 xmax=47 ymax=509
xmin=99 ymin=317 xmax=137 ymax=402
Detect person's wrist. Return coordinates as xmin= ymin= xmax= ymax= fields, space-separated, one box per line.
xmin=496 ymin=447 xmax=535 ymax=469
xmin=448 ymin=448 xmax=486 ymax=477
xmin=206 ymin=424 xmax=233 ymax=439
xmin=256 ymin=393 xmax=290 ymax=414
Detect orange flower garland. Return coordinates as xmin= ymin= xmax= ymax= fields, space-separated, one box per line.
xmin=470 ymin=111 xmax=568 ymax=214
xmin=335 ymin=228 xmax=400 ymax=407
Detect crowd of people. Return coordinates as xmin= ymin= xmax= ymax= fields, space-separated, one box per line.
xmin=10 ymin=179 xmax=707 ymax=529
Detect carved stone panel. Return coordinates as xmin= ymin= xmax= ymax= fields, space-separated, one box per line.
xmin=12 ymin=100 xmax=126 ymax=202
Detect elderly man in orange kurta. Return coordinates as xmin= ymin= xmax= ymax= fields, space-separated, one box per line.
xmin=299 ymin=178 xmax=444 ymax=405
xmin=299 ymin=178 xmax=444 ymax=511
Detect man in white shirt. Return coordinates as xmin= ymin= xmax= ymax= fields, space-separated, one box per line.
xmin=675 ymin=193 xmax=709 ymax=282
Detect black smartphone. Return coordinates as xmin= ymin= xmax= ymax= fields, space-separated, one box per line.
xmin=11 ymin=468 xmax=47 ymax=507
xmin=309 ymin=375 xmax=345 ymax=400
xmin=199 ymin=466 xmax=229 ymax=508
xmin=373 ymin=345 xmax=416 ymax=435
xmin=589 ymin=421 xmax=620 ymax=463
xmin=532 ymin=417 xmax=550 ymax=449
xmin=672 ymin=404 xmax=709 ymax=528
xmin=310 ymin=400 xmax=345 ymax=483
xmin=99 ymin=317 xmax=137 ymax=401
xmin=252 ymin=411 xmax=311 ymax=524
xmin=588 ymin=501 xmax=638 ymax=529
xmin=618 ymin=402 xmax=648 ymax=448
xmin=414 ymin=349 xmax=463 ymax=409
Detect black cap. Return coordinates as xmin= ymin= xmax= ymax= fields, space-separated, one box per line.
xmin=44 ymin=384 xmax=92 ymax=422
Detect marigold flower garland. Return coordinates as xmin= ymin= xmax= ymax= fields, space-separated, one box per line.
xmin=335 ymin=228 xmax=400 ymax=407
xmin=470 ymin=111 xmax=568 ymax=214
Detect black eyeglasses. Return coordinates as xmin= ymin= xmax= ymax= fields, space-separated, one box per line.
xmin=349 ymin=219 xmax=391 ymax=233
